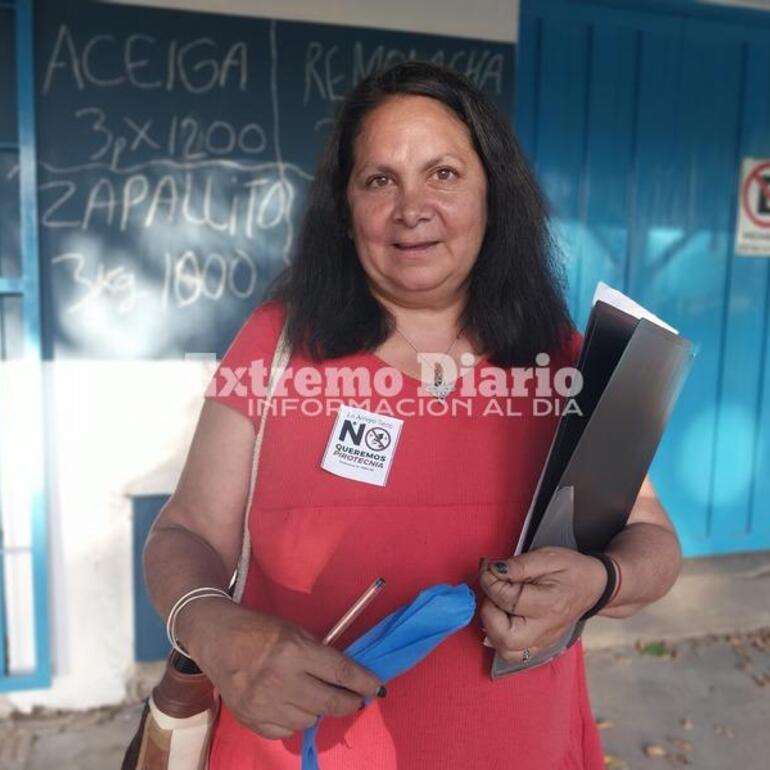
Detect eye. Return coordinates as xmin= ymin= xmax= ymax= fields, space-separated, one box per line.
xmin=365 ymin=175 xmax=391 ymax=189
xmin=433 ymin=167 xmax=458 ymax=181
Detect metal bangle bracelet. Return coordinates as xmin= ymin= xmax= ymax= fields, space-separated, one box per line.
xmin=166 ymin=586 xmax=232 ymax=657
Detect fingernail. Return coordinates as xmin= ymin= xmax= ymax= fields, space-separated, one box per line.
xmin=493 ymin=560 xmax=508 ymax=574
xmin=377 ymin=685 xmax=387 ymax=698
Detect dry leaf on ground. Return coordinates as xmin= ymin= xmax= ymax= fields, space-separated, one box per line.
xmin=636 ymin=641 xmax=676 ymax=658
xmin=642 ymin=742 xmax=668 ymax=757
xmin=596 ymin=718 xmax=615 ymax=730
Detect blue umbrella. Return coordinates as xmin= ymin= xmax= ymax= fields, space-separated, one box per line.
xmin=301 ymin=583 xmax=477 ymax=770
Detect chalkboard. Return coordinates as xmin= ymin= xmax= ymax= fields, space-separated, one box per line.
xmin=18 ymin=0 xmax=514 ymax=358
xmin=0 ymin=6 xmax=16 ymax=146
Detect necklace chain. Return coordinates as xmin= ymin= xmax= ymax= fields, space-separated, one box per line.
xmin=395 ymin=326 xmax=464 ymax=401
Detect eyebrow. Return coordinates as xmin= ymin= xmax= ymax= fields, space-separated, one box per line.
xmin=356 ymin=154 xmax=464 ymax=176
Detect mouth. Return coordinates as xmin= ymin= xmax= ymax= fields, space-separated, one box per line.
xmin=393 ymin=241 xmax=439 ymax=252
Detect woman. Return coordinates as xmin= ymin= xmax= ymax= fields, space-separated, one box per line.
xmin=144 ymin=61 xmax=681 ymax=769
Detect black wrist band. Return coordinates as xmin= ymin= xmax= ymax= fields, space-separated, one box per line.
xmin=580 ymin=552 xmax=618 ymax=621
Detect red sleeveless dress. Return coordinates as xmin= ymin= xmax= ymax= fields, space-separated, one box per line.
xmin=204 ymin=301 xmax=604 ymax=770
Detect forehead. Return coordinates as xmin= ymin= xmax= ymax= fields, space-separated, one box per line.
xmin=352 ymin=95 xmax=477 ymax=162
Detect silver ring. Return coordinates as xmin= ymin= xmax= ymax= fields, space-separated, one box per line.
xmin=522 ymin=647 xmax=531 ymax=662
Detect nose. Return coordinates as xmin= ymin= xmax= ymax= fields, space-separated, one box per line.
xmin=393 ymin=182 xmax=433 ymax=228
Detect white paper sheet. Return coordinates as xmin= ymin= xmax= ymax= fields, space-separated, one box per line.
xmin=591 ymin=282 xmax=678 ymax=335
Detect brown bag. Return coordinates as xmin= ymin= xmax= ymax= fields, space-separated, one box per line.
xmin=121 ymin=653 xmax=217 ymax=770
xmin=121 ymin=323 xmax=292 ymax=770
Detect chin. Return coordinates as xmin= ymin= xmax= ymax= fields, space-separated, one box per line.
xmin=387 ymin=261 xmax=451 ymax=284
xmin=387 ymin=276 xmax=455 ymax=297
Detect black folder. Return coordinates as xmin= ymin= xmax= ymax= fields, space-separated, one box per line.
xmin=491 ymin=299 xmax=695 ymax=679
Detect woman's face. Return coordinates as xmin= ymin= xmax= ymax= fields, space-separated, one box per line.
xmin=346 ymin=95 xmax=488 ymax=307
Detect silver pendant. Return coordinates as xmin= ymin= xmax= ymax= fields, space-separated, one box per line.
xmin=424 ymin=363 xmax=454 ymax=401
xmin=424 ymin=381 xmax=454 ymax=400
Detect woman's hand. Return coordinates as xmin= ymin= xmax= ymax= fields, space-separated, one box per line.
xmin=177 ymin=598 xmax=385 ymax=740
xmin=478 ymin=548 xmax=607 ymax=663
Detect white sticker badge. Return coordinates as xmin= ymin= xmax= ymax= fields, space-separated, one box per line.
xmin=321 ymin=405 xmax=403 ymax=487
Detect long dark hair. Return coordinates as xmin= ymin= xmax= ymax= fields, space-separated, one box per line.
xmin=270 ymin=60 xmax=572 ymax=366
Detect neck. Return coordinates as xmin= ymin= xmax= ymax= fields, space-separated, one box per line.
xmin=372 ymin=287 xmax=468 ymax=345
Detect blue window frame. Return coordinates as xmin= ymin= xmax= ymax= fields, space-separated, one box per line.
xmin=0 ymin=0 xmax=51 ymax=693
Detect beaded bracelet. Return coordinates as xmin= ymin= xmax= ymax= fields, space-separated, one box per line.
xmin=580 ymin=552 xmax=619 ymax=621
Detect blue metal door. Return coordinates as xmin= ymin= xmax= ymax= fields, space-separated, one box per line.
xmin=517 ymin=0 xmax=770 ymax=556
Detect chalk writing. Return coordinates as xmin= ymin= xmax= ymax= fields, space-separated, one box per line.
xmin=42 ymin=26 xmax=249 ymax=95
xmin=72 ymin=110 xmax=268 ymax=163
xmin=40 ymin=167 xmax=299 ymax=242
xmin=304 ymin=41 xmax=505 ymax=103
xmin=26 ymin=5 xmax=512 ymax=356
xmin=53 ymin=248 xmax=258 ymax=315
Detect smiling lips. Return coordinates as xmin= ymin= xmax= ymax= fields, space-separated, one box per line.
xmin=393 ymin=241 xmax=439 ymax=251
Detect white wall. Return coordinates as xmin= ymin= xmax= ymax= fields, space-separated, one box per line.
xmin=106 ymin=0 xmax=770 ymax=34
xmin=7 ymin=361 xmax=214 ymax=710
xmin=106 ymin=0 xmax=521 ymax=42
xmin=703 ymin=0 xmax=770 ymax=9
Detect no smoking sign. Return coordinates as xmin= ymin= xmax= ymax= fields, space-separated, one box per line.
xmin=736 ymin=157 xmax=770 ymax=256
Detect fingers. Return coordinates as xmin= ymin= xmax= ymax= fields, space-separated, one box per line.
xmin=245 ymin=677 xmax=364 ymax=740
xmin=298 ymin=676 xmax=366 ymax=718
xmin=253 ymin=722 xmax=295 ymax=740
xmin=495 ymin=645 xmax=538 ymax=665
xmin=477 ymin=551 xmax=585 ymax=664
xmin=480 ymin=597 xmax=526 ymax=643
xmin=481 ymin=548 xmax=572 ymax=585
xmin=480 ymin=594 xmax=573 ymax=654
xmin=510 ymin=582 xmax=559 ymax=619
xmin=478 ymin=550 xmax=575 ymax=618
xmin=480 ymin=558 xmax=587 ymax=628
xmin=479 ymin=557 xmax=549 ymax=616
xmin=480 ymin=597 xmax=546 ymax=655
xmin=279 ymin=703 xmax=321 ymax=732
xmin=219 ymin=617 xmax=381 ymax=740
xmin=478 ymin=569 xmax=524 ymax=613
xmin=480 ymin=598 xmax=533 ymax=664
xmin=479 ymin=570 xmax=557 ymax=622
xmin=304 ymin=644 xmax=384 ymax=700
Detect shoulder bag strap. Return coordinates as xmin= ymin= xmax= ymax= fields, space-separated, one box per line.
xmin=232 ymin=321 xmax=292 ymax=603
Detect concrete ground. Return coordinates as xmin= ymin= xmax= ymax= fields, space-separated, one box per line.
xmin=1 ymin=553 xmax=769 ymax=769
xmin=582 ymin=552 xmax=770 ymax=769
